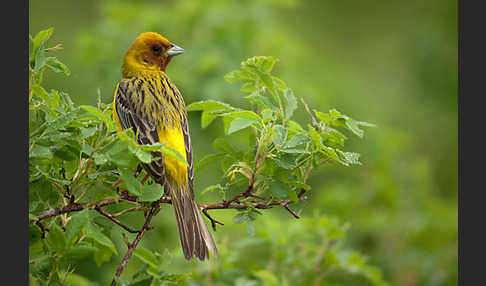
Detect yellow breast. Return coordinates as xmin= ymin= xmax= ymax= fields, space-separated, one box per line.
xmin=157 ymin=124 xmax=188 ymax=186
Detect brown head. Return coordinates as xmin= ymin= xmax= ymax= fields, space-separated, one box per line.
xmin=121 ymin=32 xmax=185 ymax=77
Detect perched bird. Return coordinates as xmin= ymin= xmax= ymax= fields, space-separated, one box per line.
xmin=112 ymin=32 xmax=218 ymax=260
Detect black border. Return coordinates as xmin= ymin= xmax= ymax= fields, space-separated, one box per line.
xmin=458 ymin=0 xmax=485 ymax=285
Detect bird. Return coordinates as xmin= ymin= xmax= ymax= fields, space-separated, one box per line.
xmin=112 ymin=32 xmax=218 ymax=261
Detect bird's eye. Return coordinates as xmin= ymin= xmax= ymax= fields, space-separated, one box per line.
xmin=152 ymin=45 xmax=161 ymax=53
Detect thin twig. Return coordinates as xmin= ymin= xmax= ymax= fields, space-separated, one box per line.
xmin=95 ymin=206 xmax=140 ymax=234
xmin=110 ymin=202 xmax=160 ymax=286
xmin=201 ymin=208 xmax=224 ymax=231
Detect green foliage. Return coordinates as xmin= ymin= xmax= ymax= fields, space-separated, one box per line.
xmin=29 ymin=29 xmax=187 ymax=285
xmin=189 ymin=56 xmax=373 ymax=212
xmin=29 ymin=29 xmax=380 ymax=286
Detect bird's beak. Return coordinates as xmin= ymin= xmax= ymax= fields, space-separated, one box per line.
xmin=167 ymin=44 xmax=185 ymax=56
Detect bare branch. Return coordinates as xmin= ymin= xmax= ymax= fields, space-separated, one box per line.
xmin=95 ymin=206 xmax=140 ymax=234
xmin=110 ymin=201 xmax=160 ymax=286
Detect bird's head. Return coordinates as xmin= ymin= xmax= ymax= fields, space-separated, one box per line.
xmin=122 ymin=32 xmax=185 ymax=77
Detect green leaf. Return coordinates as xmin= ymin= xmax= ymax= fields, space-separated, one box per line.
xmin=213 ymin=138 xmax=237 ymax=156
xmin=240 ymin=81 xmax=257 ymax=92
xmin=86 ymin=228 xmax=118 ymax=255
xmin=245 ymin=92 xmax=278 ymax=111
xmin=196 ymin=153 xmax=225 ymax=172
xmin=93 ymin=245 xmax=114 ymax=266
xmin=30 ymin=145 xmax=53 ymax=159
xmin=134 ymin=247 xmax=158 ymax=268
xmin=260 ymin=57 xmax=278 ymax=73
xmin=31 ymin=84 xmax=50 ymax=104
xmin=285 ymin=134 xmax=310 ymax=148
xmin=50 ymin=89 xmax=61 ymax=116
xmin=135 ymin=148 xmax=153 ymax=163
xmin=80 ymin=126 xmax=97 ymax=139
xmin=224 ymin=70 xmax=255 ymax=83
xmin=80 ymin=105 xmax=115 ymax=131
xmin=93 ymin=152 xmax=108 ymax=165
xmin=119 ymin=169 xmax=142 ymax=196
xmin=161 ymin=145 xmax=187 ymax=165
xmin=65 ymin=210 xmax=89 ymax=246
xmin=34 ymin=43 xmax=46 ymax=72
xmin=29 ymin=213 xmax=38 ymax=222
xmin=201 ymin=184 xmax=224 ymax=195
xmin=233 ymin=212 xmax=248 ymax=224
xmin=45 ymin=57 xmax=71 ymax=75
xmin=33 ymin=27 xmax=54 ymax=53
xmin=114 ymin=277 xmax=130 ymax=286
xmin=273 ymin=124 xmax=288 ymax=147
xmin=65 ymin=273 xmax=93 ymax=286
xmin=65 ymin=245 xmax=98 ymax=261
xmin=29 ymin=35 xmax=34 ymax=65
xmin=48 ymin=224 xmax=66 ymax=253
xmin=282 ymin=88 xmax=298 ymax=120
xmin=201 ymin=111 xmax=218 ymax=128
xmin=272 ymin=153 xmax=297 ymax=169
xmin=246 ymin=220 xmax=255 ymax=236
xmin=227 ymin=118 xmax=258 ymax=135
xmin=288 ymin=189 xmax=299 ymax=203
xmin=186 ymin=100 xmax=234 ymax=112
xmin=29 ymin=224 xmax=42 ymax=245
xmin=139 ymin=184 xmax=164 ymax=202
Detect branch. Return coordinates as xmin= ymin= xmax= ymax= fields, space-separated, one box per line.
xmin=95 ymin=205 xmax=140 ymax=234
xmin=110 ymin=201 xmax=160 ymax=286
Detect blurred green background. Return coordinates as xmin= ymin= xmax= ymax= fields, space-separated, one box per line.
xmin=29 ymin=0 xmax=457 ymax=285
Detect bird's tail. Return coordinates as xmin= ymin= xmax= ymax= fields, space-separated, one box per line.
xmin=170 ymin=185 xmax=218 ymax=261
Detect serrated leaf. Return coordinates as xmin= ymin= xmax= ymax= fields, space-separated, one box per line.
xmin=227 ymin=118 xmax=257 ymax=135
xmin=139 ymin=184 xmax=164 ymax=202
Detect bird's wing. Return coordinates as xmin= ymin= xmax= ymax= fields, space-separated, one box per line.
xmin=114 ymin=79 xmax=166 ymax=182
xmin=181 ymin=110 xmax=194 ymax=199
